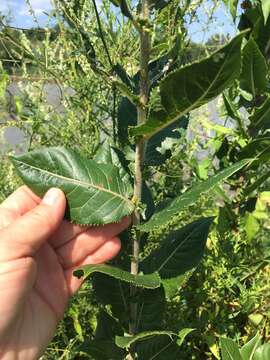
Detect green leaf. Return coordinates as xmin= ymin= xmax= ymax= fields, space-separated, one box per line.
xmin=244 ymin=169 xmax=270 ymax=196
xmin=162 ymin=271 xmax=194 ymax=299
xmin=92 ymin=273 xmax=129 ymax=328
xmin=142 ymin=182 xmax=155 ymax=220
xmin=220 ymin=337 xmax=242 ymax=360
xmin=240 ymin=332 xmax=262 ymax=360
xmin=139 ymin=159 xmax=249 ymax=232
xmin=11 ymin=147 xmax=135 ymax=226
xmin=223 ymin=93 xmax=242 ymax=121
xmin=78 ymin=339 xmax=126 ymax=360
xmin=137 ymin=335 xmax=181 ymax=360
xmin=177 ymin=328 xmax=195 ymax=347
xmin=117 ymin=97 xmax=137 ymax=145
xmin=136 ymin=287 xmax=166 ymax=331
xmin=94 ymin=140 xmax=132 ymax=187
xmin=115 ymin=331 xmax=174 ymax=349
xmin=141 ymin=218 xmax=213 ymax=286
xmin=130 ymin=32 xmax=247 ymax=140
xmin=249 ymin=96 xmax=270 ymax=136
xmin=223 ymin=0 xmax=238 ymax=20
xmin=238 ymin=137 xmax=270 ymax=166
xmin=254 ymin=343 xmax=270 ymax=360
xmin=262 ymin=0 xmax=270 ymax=24
xmin=73 ymin=264 xmax=161 ymax=289
xmin=95 ymin=310 xmax=123 ymax=341
xmin=240 ymin=37 xmax=267 ymax=96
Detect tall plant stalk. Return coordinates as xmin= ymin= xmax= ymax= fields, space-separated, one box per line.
xmin=129 ymin=0 xmax=151 ymax=350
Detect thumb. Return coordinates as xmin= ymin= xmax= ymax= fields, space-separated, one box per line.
xmin=0 ymin=188 xmax=66 ymax=262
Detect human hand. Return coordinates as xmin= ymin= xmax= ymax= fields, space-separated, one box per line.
xmin=0 ymin=186 xmax=130 ymax=360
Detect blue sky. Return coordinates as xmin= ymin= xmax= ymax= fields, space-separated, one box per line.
xmin=0 ymin=0 xmax=237 ymax=42
xmin=0 ymin=0 xmax=53 ymax=28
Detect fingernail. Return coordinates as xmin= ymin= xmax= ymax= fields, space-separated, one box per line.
xmin=42 ymin=188 xmax=61 ymax=206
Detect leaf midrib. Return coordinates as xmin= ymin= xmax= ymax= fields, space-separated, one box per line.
xmin=15 ymin=159 xmax=134 ymax=207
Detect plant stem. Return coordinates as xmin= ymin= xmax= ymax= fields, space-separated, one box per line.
xmin=129 ymin=0 xmax=150 ymax=344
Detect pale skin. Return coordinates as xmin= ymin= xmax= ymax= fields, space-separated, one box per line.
xmin=0 ymin=186 xmax=130 ymax=360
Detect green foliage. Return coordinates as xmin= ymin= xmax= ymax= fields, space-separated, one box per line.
xmin=240 ymin=38 xmax=267 ymax=96
xmin=141 ymin=217 xmax=213 ymax=297
xmin=73 ymin=264 xmax=161 ymax=289
xmin=261 ymin=0 xmax=270 ymax=24
xmin=2 ymin=0 xmax=270 ymax=359
xmin=220 ymin=333 xmax=270 ymax=360
xmin=129 ymin=32 xmax=247 ymax=139
xmin=139 ymin=160 xmax=249 ymax=231
xmin=12 ymin=147 xmax=135 ymax=225
xmin=220 ymin=337 xmax=242 ymax=360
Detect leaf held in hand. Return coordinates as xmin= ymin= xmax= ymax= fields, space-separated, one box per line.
xmin=11 ymin=147 xmax=135 ymax=226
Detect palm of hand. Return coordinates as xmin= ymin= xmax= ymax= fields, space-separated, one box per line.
xmin=0 ymin=186 xmax=128 ymax=360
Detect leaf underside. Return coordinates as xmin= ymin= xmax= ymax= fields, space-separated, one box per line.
xmin=73 ymin=264 xmax=161 ymax=289
xmin=12 ymin=147 xmax=135 ymax=226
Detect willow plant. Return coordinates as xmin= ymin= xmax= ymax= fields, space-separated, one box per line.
xmin=7 ymin=0 xmax=260 ymax=358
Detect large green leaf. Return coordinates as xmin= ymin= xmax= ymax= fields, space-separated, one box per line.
xmin=11 ymin=147 xmax=135 ymax=226
xmin=130 ymin=32 xmax=247 ymax=140
xmin=141 ymin=218 xmax=213 ymax=287
xmin=249 ymin=96 xmax=270 ymax=136
xmin=254 ymin=343 xmax=270 ymax=360
xmin=220 ymin=338 xmax=242 ymax=360
xmin=115 ymin=331 xmax=174 ymax=349
xmin=262 ymin=0 xmax=270 ymax=24
xmin=240 ymin=37 xmax=267 ymax=96
xmin=73 ymin=264 xmax=161 ymax=289
xmin=240 ymin=332 xmax=262 ymax=360
xmin=139 ymin=160 xmax=249 ymax=232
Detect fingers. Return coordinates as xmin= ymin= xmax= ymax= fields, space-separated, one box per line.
xmin=0 ymin=186 xmax=40 ymax=216
xmin=49 ymin=220 xmax=88 ymax=248
xmin=56 ymin=216 xmax=130 ymax=269
xmin=50 ymin=216 xmax=131 ymax=249
xmin=64 ymin=237 xmax=121 ymax=295
xmin=0 ymin=186 xmax=41 ymax=230
xmin=0 ymin=188 xmax=66 ymax=262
